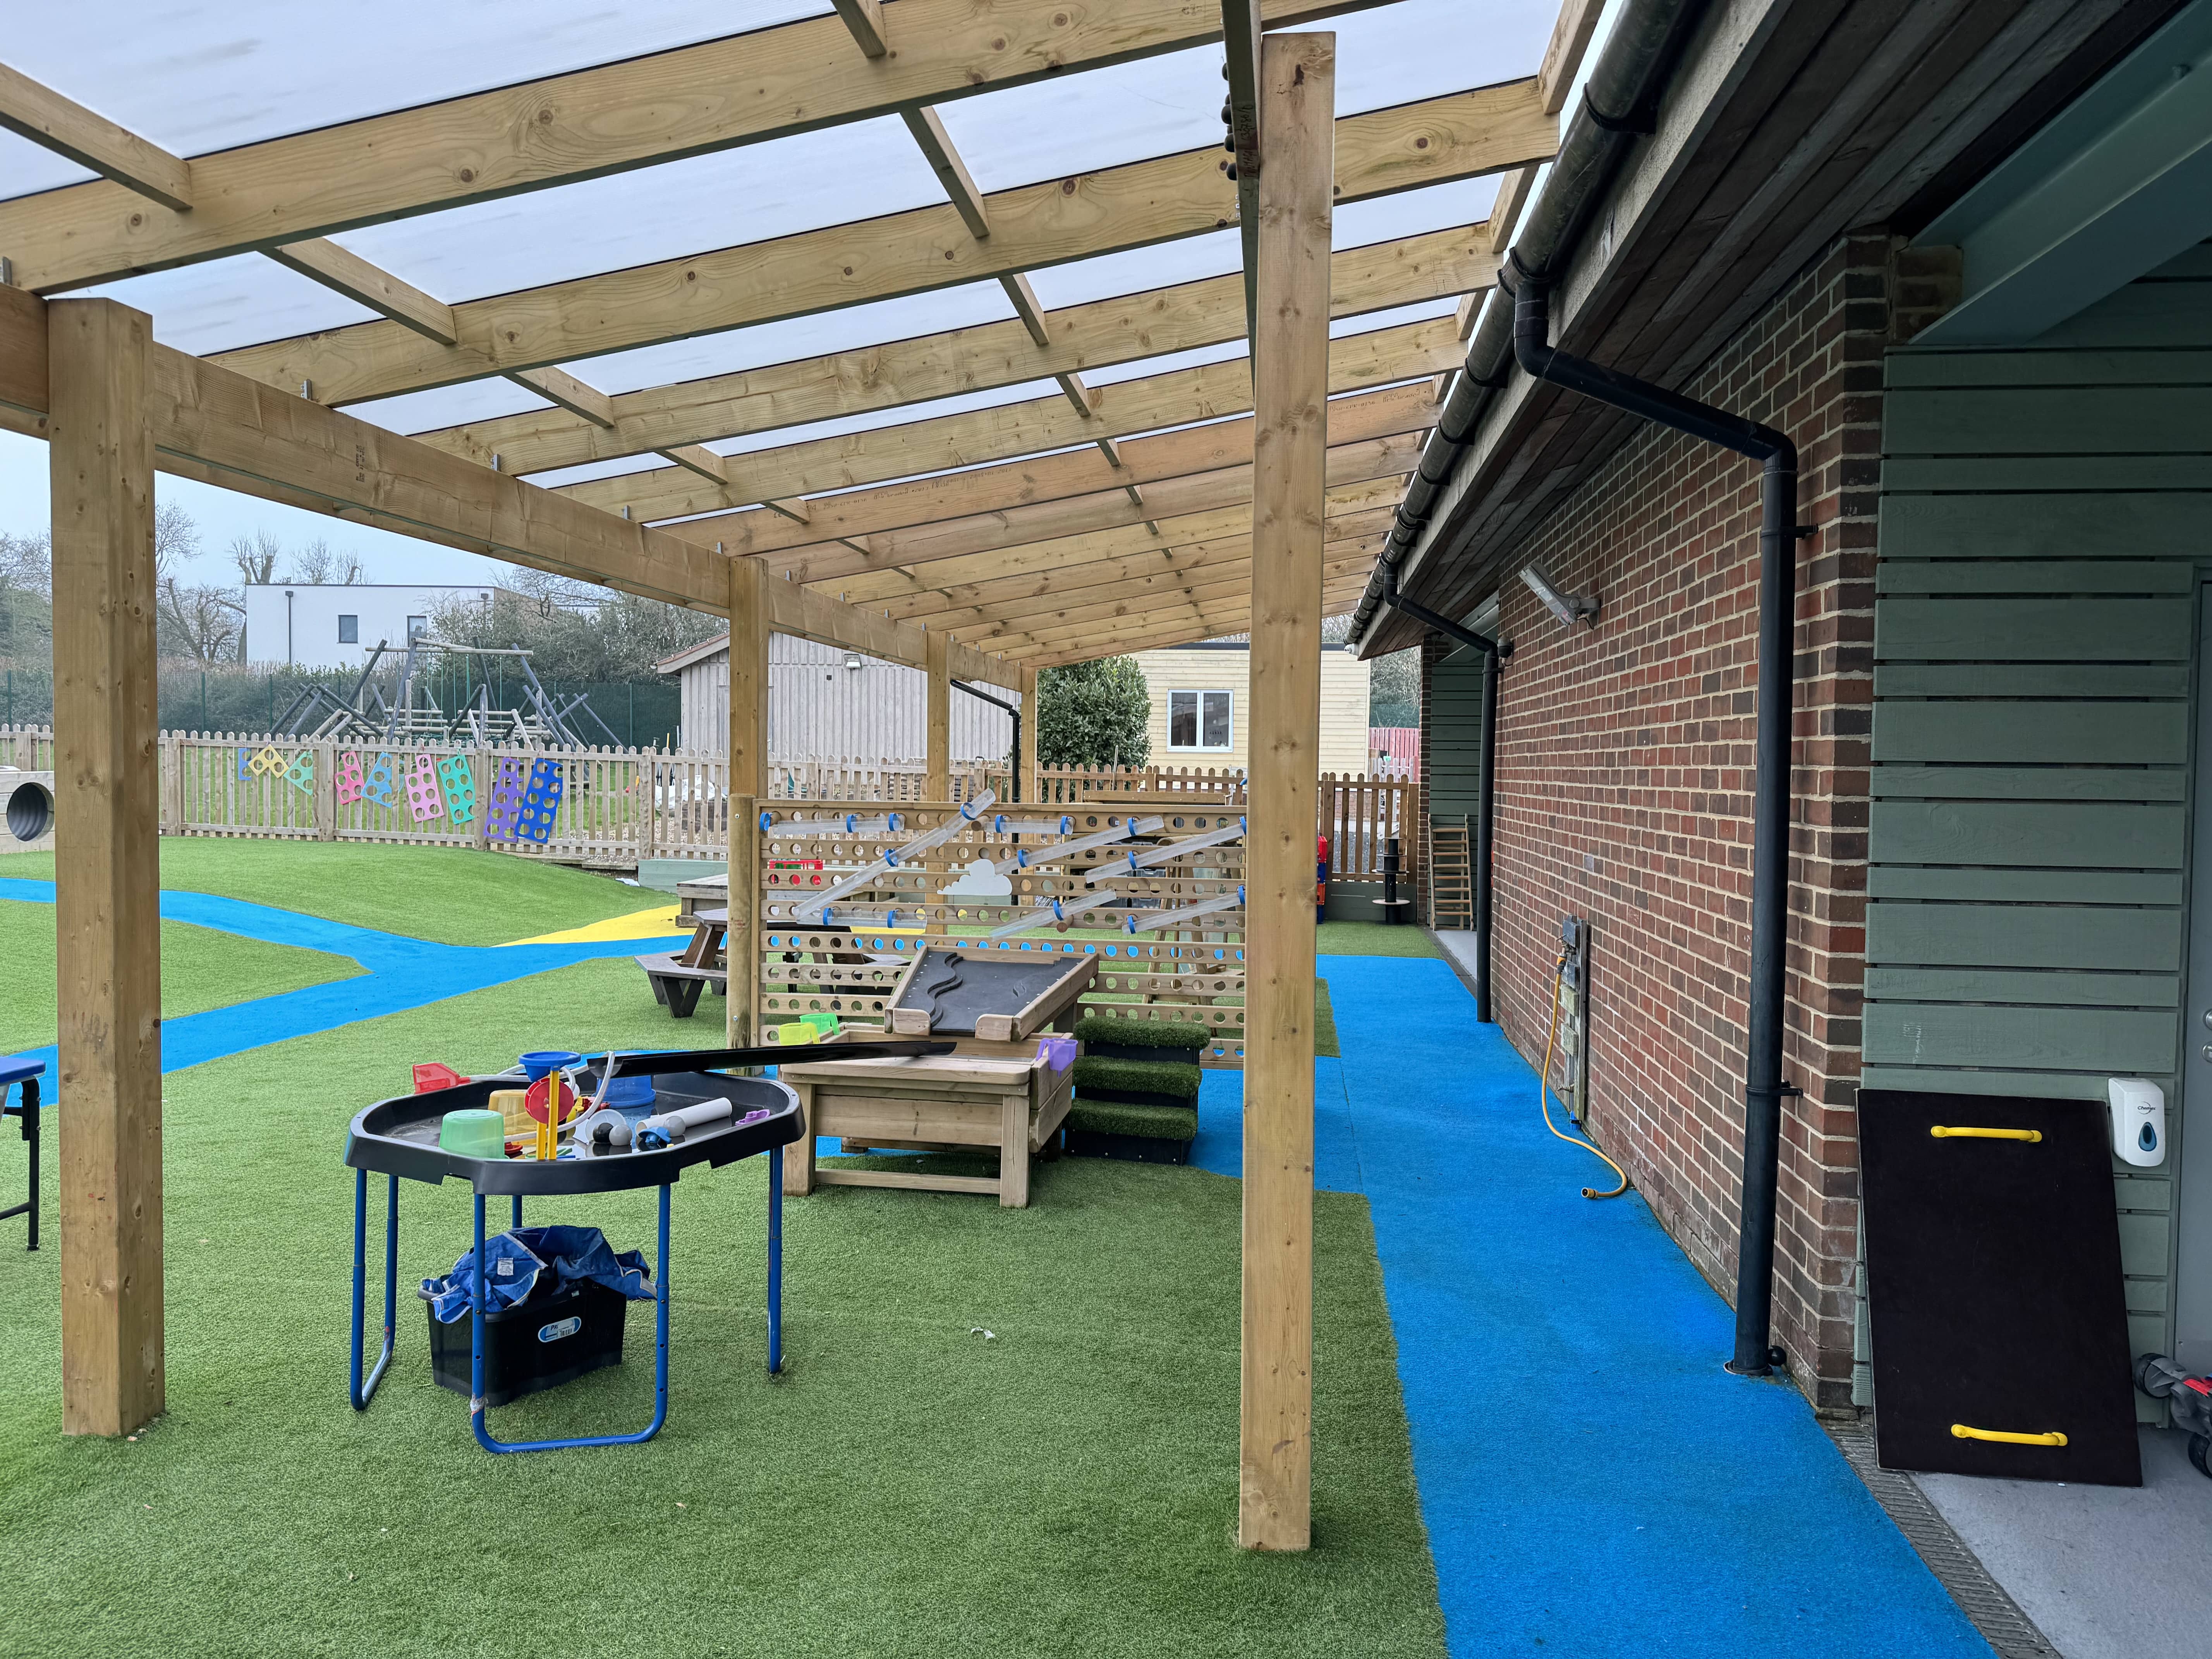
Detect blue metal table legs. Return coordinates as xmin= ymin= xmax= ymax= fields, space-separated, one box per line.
xmin=349 ymin=1168 xmax=399 ymax=1409
xmin=769 ymin=1143 xmax=783 ymax=1376
xmin=469 ymin=1183 xmax=672 ymax=1453
xmin=347 ymin=1145 xmax=788 ymax=1447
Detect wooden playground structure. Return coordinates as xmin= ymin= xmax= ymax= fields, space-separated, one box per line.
xmin=0 ymin=0 xmax=1577 ymax=1549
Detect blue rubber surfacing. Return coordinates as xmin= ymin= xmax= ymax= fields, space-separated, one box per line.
xmin=0 ymin=878 xmax=685 ymax=1091
xmin=1200 ymin=954 xmax=1992 ymax=1659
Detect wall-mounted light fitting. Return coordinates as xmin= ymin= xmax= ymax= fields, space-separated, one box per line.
xmin=1520 ymin=565 xmax=1599 ymax=628
xmin=843 ymin=654 xmax=863 ymax=671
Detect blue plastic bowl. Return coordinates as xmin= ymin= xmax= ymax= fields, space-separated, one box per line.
xmin=599 ymin=1073 xmax=656 ymax=1109
xmin=518 ymin=1049 xmax=583 ymax=1082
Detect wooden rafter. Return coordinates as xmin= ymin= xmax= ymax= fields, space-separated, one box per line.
xmin=205 ymin=83 xmax=1553 ymax=406
xmin=409 ymin=225 xmax=1492 ymax=477
xmin=667 ymin=378 xmax=1440 ymax=562
xmin=0 ymin=0 xmax=1380 ymax=293
xmin=0 ymin=283 xmax=1012 ymax=687
xmin=552 ymin=314 xmax=1460 ymax=519
xmin=0 ymin=62 xmax=193 ymax=212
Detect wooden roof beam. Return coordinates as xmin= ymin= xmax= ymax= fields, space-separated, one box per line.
xmin=408 ymin=223 xmax=1492 ymax=478
xmin=0 ymin=284 xmax=997 ymax=688
xmin=0 ymin=0 xmax=1379 ymax=293
xmin=0 ymin=62 xmax=193 ymax=212
xmin=554 ymin=313 xmax=1462 ymax=522
xmin=1001 ymin=274 xmax=1052 ymax=347
xmin=1000 ymin=579 xmax=1369 ymax=663
xmin=209 ymin=81 xmax=1553 ymax=406
xmin=672 ymin=379 xmax=1440 ymax=565
xmin=947 ymin=557 xmax=1378 ymax=647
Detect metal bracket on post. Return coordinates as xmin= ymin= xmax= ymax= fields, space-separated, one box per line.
xmin=1220 ymin=1 xmax=1264 ymax=344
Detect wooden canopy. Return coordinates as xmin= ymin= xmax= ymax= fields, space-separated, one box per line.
xmin=0 ymin=0 xmax=1603 ymax=1552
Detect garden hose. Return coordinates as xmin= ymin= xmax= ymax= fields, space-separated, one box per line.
xmin=1540 ymin=949 xmax=1630 ymax=1200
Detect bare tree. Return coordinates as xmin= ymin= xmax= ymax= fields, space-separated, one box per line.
xmin=154 ymin=501 xmax=198 ymax=579
xmin=287 ymin=538 xmax=364 ymax=584
xmin=156 ymin=580 xmax=243 ymax=663
xmin=229 ymin=529 xmax=282 ymax=586
xmin=0 ymin=526 xmax=52 ymax=666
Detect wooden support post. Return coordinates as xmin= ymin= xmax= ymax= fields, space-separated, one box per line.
xmin=1240 ymin=32 xmax=1332 ymax=1553
xmin=925 ymin=629 xmax=950 ymax=802
xmin=726 ymin=559 xmax=770 ymax=1049
xmin=49 ymin=297 xmax=164 ymax=1438
xmin=1019 ymin=665 xmax=1041 ymax=805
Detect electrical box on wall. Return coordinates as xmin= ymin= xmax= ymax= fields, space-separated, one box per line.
xmin=1559 ymin=916 xmax=1591 ymax=1125
xmin=2108 ymin=1078 xmax=2166 ymax=1168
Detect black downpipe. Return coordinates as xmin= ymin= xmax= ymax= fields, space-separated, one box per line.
xmin=1511 ymin=278 xmax=1800 ymax=1379
xmin=1381 ymin=580 xmax=1507 ymax=1025
xmin=952 ymin=678 xmax=1021 ymax=802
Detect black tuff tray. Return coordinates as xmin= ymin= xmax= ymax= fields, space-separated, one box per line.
xmin=344 ymin=1041 xmax=950 ymax=1195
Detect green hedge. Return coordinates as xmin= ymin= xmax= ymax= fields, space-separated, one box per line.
xmin=1073 ymin=1054 xmax=1200 ymax=1104
xmin=1066 ymin=1099 xmax=1199 ymax=1142
xmin=1073 ymin=1014 xmax=1209 ymax=1052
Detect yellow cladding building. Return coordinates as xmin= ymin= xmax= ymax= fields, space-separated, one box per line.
xmin=1132 ymin=643 xmax=1372 ymax=776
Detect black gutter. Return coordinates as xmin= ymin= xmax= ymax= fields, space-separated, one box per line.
xmin=1511 ymin=277 xmax=1801 ymax=1381
xmin=952 ymin=678 xmax=1022 ymax=802
xmin=1379 ymin=575 xmax=1506 ymax=1025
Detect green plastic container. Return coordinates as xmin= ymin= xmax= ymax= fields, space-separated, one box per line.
xmin=438 ymin=1108 xmax=507 ymax=1160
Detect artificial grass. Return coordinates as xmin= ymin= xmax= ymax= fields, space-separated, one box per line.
xmin=0 ymin=895 xmax=362 ymax=1054
xmin=1073 ymin=1053 xmax=1202 ymax=1104
xmin=1065 ymin=1099 xmax=1199 ymax=1143
xmin=1074 ymin=1014 xmax=1208 ymax=1052
xmin=0 ymin=954 xmax=1444 ymax=1658
xmin=1315 ymin=977 xmax=1340 ymax=1060
xmin=1316 ymin=921 xmax=1442 ymax=960
xmin=0 ymin=836 xmax=656 ymax=946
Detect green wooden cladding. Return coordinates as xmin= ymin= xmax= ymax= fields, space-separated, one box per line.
xmin=1870 ymin=244 xmax=2212 ymax=1378
xmin=1424 ymin=644 xmax=1486 ymax=823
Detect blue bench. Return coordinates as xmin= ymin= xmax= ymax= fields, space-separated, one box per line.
xmin=1 ymin=1054 xmax=42 ymax=1250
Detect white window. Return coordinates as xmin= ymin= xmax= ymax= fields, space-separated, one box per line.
xmin=336 ymin=614 xmax=358 ymax=644
xmin=405 ymin=614 xmax=428 ymax=640
xmin=1169 ymin=689 xmax=1233 ymax=752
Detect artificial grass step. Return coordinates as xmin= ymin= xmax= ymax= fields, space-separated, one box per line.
xmin=1073 ymin=1053 xmax=1200 ymax=1105
xmin=1065 ymin=1099 xmax=1199 ymax=1144
xmin=1073 ymin=1013 xmax=1209 ymax=1053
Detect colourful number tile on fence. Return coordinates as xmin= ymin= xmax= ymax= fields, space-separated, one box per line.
xmin=362 ymin=753 xmax=399 ymax=808
xmin=404 ymin=754 xmax=445 ymax=824
xmin=486 ymin=756 xmax=531 ymax=842
xmin=438 ymin=755 xmax=477 ymax=826
xmin=283 ymin=750 xmax=316 ymax=795
xmin=514 ymin=757 xmax=564 ymax=843
xmin=335 ymin=752 xmax=365 ymax=805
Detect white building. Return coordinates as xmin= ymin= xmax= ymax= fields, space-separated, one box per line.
xmin=661 ymin=633 xmax=1013 ymax=763
xmin=240 ymin=583 xmax=497 ymax=670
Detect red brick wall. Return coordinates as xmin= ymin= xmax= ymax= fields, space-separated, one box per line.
xmin=1480 ymin=234 xmax=1883 ymax=1408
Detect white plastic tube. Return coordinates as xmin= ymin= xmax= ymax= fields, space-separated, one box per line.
xmin=983 ymin=887 xmax=1120 ymax=940
xmin=634 ymin=1096 xmax=734 ymax=1149
xmin=1017 ymin=816 xmax=1162 ymax=869
xmin=791 ymin=791 xmax=998 ymax=924
xmin=1083 ymin=818 xmax=1245 ymax=884
xmin=991 ymin=814 xmax=1073 ymax=836
xmin=1120 ymin=887 xmax=1243 ymax=933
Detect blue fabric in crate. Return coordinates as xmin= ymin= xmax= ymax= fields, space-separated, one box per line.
xmin=421 ymin=1224 xmax=654 ymax=1323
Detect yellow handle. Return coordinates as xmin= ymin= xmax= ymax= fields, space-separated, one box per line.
xmin=1951 ymin=1424 xmax=2067 ymax=1447
xmin=1930 ymin=1125 xmax=2042 ymax=1143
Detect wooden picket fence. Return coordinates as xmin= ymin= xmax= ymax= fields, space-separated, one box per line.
xmin=4 ymin=727 xmax=1416 ymax=897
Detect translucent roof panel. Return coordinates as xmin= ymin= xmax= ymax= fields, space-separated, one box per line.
xmin=0 ymin=1 xmax=831 ymax=201
xmin=706 ymin=380 xmax=1065 ymax=460
xmin=565 ymin=282 xmax=1020 ymax=400
xmin=78 ymin=255 xmax=378 ymax=356
xmin=934 ymin=0 xmax=1554 ymax=195
xmin=331 ymin=118 xmax=947 ymax=306
xmin=1333 ymin=177 xmax=1501 ymax=251
xmin=349 ymin=381 xmax=558 ymax=440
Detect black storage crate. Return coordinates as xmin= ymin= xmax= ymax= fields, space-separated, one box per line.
xmin=424 ymin=1279 xmax=630 ymax=1407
